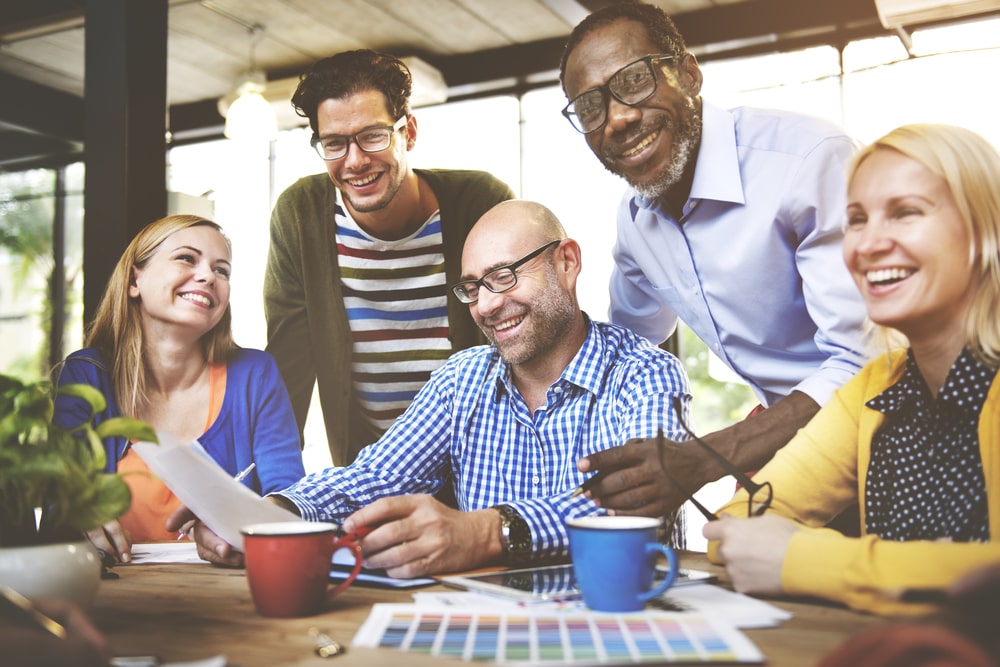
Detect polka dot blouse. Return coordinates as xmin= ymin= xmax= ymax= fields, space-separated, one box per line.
xmin=865 ymin=347 xmax=994 ymax=542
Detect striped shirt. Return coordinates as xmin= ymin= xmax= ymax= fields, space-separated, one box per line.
xmin=336 ymin=204 xmax=452 ymax=433
xmin=279 ymin=318 xmax=692 ymax=563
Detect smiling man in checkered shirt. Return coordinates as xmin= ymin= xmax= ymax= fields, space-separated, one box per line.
xmin=172 ymin=200 xmax=692 ymax=577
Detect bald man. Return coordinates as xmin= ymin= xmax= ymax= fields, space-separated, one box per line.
xmin=173 ymin=201 xmax=692 ymax=577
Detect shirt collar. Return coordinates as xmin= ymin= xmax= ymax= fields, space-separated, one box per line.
xmin=628 ymin=100 xmax=745 ymax=219
xmin=868 ymin=347 xmax=995 ymax=418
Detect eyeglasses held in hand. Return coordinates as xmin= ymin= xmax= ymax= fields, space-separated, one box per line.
xmin=312 ymin=115 xmax=407 ymax=161
xmin=668 ymin=396 xmax=774 ymax=520
xmin=562 ymin=54 xmax=677 ymax=134
xmin=451 ymin=240 xmax=560 ymax=304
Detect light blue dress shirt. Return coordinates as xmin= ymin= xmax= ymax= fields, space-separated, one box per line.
xmin=278 ymin=317 xmax=692 ymax=562
xmin=610 ymin=101 xmax=870 ymax=408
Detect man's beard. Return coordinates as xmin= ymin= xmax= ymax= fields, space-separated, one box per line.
xmin=339 ymin=165 xmax=402 ymax=214
xmin=603 ymin=99 xmax=702 ymax=199
xmin=483 ymin=267 xmax=578 ymax=367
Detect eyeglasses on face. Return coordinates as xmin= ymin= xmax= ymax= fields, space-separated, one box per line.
xmin=312 ymin=115 xmax=407 ymax=161
xmin=562 ymin=54 xmax=677 ymax=134
xmin=662 ymin=396 xmax=774 ymax=522
xmin=451 ymin=240 xmax=561 ymax=304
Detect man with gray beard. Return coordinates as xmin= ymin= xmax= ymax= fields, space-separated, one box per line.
xmin=559 ymin=1 xmax=871 ymax=522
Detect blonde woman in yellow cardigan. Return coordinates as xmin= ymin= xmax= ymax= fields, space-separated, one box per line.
xmin=704 ymin=123 xmax=1000 ymax=616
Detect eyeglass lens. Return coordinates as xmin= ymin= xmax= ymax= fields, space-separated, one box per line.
xmin=565 ymin=56 xmax=667 ymax=133
xmin=314 ymin=117 xmax=404 ymax=160
xmin=452 ymin=240 xmax=559 ymax=304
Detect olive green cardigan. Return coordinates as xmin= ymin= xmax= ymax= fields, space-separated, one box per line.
xmin=263 ymin=169 xmax=514 ymax=466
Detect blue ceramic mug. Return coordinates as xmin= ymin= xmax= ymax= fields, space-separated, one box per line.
xmin=567 ymin=515 xmax=678 ymax=612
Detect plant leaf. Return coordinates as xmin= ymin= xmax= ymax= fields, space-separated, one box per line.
xmin=96 ymin=417 xmax=158 ymax=444
xmin=56 ymin=383 xmax=107 ymax=416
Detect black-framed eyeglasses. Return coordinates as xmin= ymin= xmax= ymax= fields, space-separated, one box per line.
xmin=562 ymin=54 xmax=677 ymax=134
xmin=312 ymin=115 xmax=407 ymax=161
xmin=451 ymin=240 xmax=561 ymax=304
xmin=663 ymin=396 xmax=774 ymax=522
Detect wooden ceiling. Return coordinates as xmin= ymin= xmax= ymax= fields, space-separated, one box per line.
xmin=0 ymin=0 xmax=991 ymax=169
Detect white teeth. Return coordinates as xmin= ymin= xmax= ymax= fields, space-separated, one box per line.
xmin=348 ymin=173 xmax=379 ymax=187
xmin=494 ymin=316 xmax=524 ymax=332
xmin=866 ymin=267 xmax=913 ymax=285
xmin=622 ymin=130 xmax=659 ymax=158
xmin=181 ymin=293 xmax=211 ymax=307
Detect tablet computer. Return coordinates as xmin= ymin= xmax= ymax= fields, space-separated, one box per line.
xmin=439 ymin=563 xmax=716 ymax=603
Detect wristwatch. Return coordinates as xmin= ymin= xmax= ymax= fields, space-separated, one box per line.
xmin=494 ymin=504 xmax=532 ymax=565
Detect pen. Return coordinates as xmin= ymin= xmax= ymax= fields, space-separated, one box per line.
xmin=234 ymin=462 xmax=256 ymax=483
xmin=178 ymin=462 xmax=257 ymax=540
xmin=0 ymin=584 xmax=67 ymax=639
xmin=570 ymin=464 xmax=627 ymax=498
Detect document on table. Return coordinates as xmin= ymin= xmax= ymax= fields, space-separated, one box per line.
xmin=132 ymin=433 xmax=298 ymax=550
xmin=353 ymin=603 xmax=765 ymax=664
xmin=130 ymin=541 xmax=204 ymax=565
xmin=411 ymin=583 xmax=791 ymax=629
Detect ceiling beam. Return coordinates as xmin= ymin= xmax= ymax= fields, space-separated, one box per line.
xmin=0 ymin=70 xmax=83 ymax=141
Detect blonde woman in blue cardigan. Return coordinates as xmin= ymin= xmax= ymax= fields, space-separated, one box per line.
xmin=705 ymin=124 xmax=1000 ymax=616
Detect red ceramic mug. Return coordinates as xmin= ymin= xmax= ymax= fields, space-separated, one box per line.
xmin=241 ymin=521 xmax=365 ymax=618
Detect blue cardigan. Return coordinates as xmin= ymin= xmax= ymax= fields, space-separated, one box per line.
xmin=54 ymin=347 xmax=305 ymax=495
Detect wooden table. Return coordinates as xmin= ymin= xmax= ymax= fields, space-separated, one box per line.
xmin=90 ymin=553 xmax=885 ymax=666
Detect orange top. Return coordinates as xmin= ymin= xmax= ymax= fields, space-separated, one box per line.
xmin=117 ymin=363 xmax=227 ymax=542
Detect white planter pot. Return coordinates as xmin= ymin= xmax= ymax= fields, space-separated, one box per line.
xmin=0 ymin=540 xmax=102 ymax=608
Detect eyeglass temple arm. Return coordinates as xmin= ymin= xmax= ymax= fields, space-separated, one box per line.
xmin=657 ymin=428 xmax=718 ymax=522
xmin=670 ymin=397 xmax=764 ymax=495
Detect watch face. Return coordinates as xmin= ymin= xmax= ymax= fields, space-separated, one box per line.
xmin=499 ymin=506 xmax=531 ymax=555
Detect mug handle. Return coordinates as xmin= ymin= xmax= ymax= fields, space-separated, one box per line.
xmin=327 ymin=537 xmax=364 ymax=599
xmin=638 ymin=543 xmax=678 ymax=602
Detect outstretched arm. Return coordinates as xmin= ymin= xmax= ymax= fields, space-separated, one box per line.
xmin=578 ymin=391 xmax=819 ymax=516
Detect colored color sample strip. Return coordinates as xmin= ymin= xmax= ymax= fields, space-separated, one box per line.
xmin=360 ymin=607 xmax=762 ymax=663
xmin=567 ymin=618 xmax=599 ymax=661
xmin=505 ymin=614 xmax=532 ymax=662
xmin=536 ymin=617 xmax=566 ymax=661
xmin=378 ymin=612 xmax=413 ymax=650
xmin=651 ymin=617 xmax=699 ymax=660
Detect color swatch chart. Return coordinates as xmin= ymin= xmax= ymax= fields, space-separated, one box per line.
xmin=353 ymin=604 xmax=764 ymax=664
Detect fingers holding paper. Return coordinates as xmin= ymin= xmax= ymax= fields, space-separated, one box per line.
xmin=342 ymin=494 xmax=502 ymax=578
xmin=165 ymin=505 xmax=244 ymax=568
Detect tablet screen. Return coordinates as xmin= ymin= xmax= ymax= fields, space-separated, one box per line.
xmin=440 ymin=564 xmax=715 ymax=602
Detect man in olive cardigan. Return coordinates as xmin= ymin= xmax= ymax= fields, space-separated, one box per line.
xmin=264 ymin=50 xmax=513 ymax=466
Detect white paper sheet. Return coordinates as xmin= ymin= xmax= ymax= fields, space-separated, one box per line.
xmin=411 ymin=583 xmax=792 ymax=629
xmin=132 ymin=433 xmax=299 ymax=550
xmin=129 ymin=541 xmax=204 ymax=565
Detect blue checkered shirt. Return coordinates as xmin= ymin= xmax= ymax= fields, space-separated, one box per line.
xmin=278 ymin=317 xmax=691 ymax=562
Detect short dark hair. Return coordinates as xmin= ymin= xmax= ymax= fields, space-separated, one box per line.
xmin=559 ymin=0 xmax=688 ymax=91
xmin=291 ymin=49 xmax=413 ymax=143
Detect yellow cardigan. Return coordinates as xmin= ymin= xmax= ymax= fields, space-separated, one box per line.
xmin=709 ymin=348 xmax=1000 ymax=615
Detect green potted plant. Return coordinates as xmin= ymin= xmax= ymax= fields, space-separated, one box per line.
xmin=0 ymin=372 xmax=156 ymax=606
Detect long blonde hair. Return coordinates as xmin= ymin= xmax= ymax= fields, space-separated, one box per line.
xmin=85 ymin=215 xmax=238 ymax=416
xmin=848 ymin=124 xmax=1000 ymax=367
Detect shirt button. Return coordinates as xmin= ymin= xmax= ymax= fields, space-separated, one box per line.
xmin=554 ymin=387 xmax=563 ymax=394
xmin=532 ymin=476 xmax=540 ymax=484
